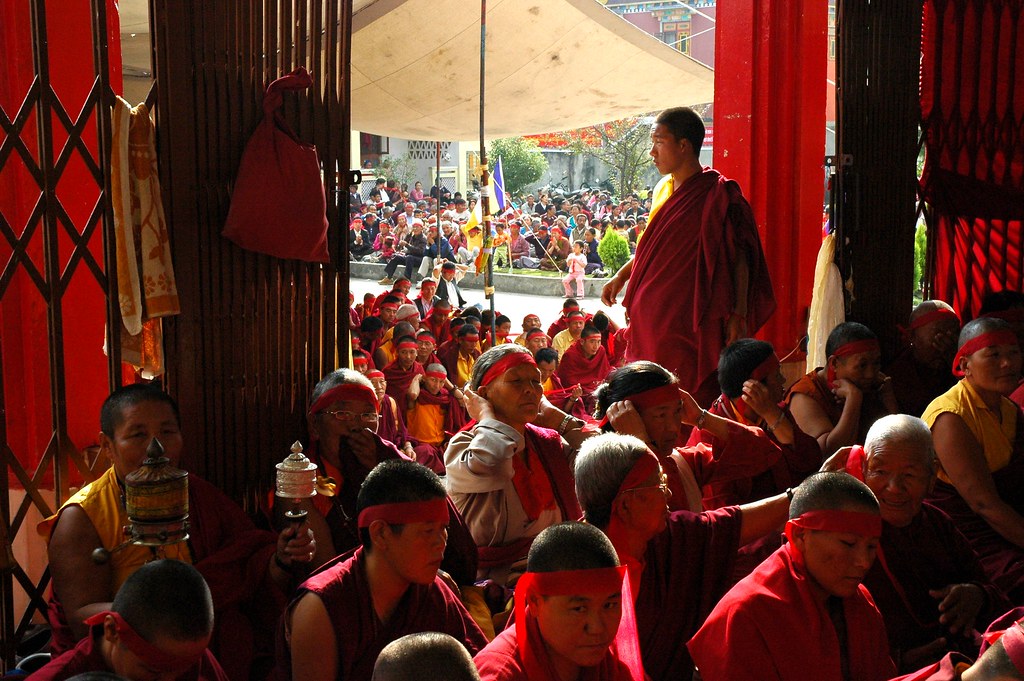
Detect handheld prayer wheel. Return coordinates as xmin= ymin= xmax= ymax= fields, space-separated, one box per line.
xmin=123 ymin=437 xmax=190 ymax=546
xmin=275 ymin=441 xmax=317 ymax=528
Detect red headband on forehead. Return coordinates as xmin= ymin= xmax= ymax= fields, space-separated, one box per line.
xmin=749 ymin=352 xmax=781 ymax=382
xmin=515 ymin=567 xmax=643 ymax=681
xmin=479 ymin=352 xmax=537 ymax=387
xmin=357 ymin=498 xmax=448 ymax=528
xmin=984 ymin=621 xmax=1024 ymax=672
xmin=615 ymin=450 xmax=661 ymax=498
xmin=85 ymin=612 xmax=204 ymax=670
xmin=597 ymin=384 xmax=680 ymax=427
xmin=827 ymin=338 xmax=880 ymax=386
xmin=309 ymin=383 xmax=379 ymax=414
xmin=352 ymin=354 xmax=369 ymax=366
xmin=380 ymin=302 xmax=399 ymax=311
xmin=425 ymin=369 xmax=446 ymax=380
xmin=787 ymin=509 xmax=881 ymax=538
xmin=396 ymin=340 xmax=418 ymax=350
xmin=952 ymin=329 xmax=1019 ymax=377
xmin=367 ymin=369 xmax=385 ymax=379
xmin=909 ymin=307 xmax=960 ymax=331
xmin=581 ymin=328 xmax=602 ymax=339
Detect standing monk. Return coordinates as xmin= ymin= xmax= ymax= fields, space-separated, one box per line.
xmin=601 ymin=107 xmax=775 ymax=407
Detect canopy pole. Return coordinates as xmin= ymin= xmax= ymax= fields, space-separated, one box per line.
xmin=478 ymin=0 xmax=496 ymax=341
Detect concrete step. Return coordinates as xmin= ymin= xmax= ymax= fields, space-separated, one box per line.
xmin=349 ymin=260 xmax=613 ymax=298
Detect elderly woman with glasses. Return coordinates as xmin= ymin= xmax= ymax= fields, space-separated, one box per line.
xmin=574 ymin=432 xmax=791 ymax=681
xmin=445 ymin=344 xmax=586 ymax=585
xmin=594 ymin=361 xmax=786 ymax=513
xmin=290 ymin=369 xmax=478 ymax=586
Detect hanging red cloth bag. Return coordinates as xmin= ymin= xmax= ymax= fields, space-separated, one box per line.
xmin=223 ymin=67 xmax=330 ymax=262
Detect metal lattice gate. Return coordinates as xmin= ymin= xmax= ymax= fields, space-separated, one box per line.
xmin=0 ymin=0 xmax=121 ymax=669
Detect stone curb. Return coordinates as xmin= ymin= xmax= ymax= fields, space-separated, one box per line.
xmin=349 ymin=260 xmax=614 ymax=298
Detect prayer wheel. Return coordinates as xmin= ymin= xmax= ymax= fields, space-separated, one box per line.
xmin=276 ymin=441 xmax=317 ymax=527
xmin=123 ymin=437 xmax=190 ymax=546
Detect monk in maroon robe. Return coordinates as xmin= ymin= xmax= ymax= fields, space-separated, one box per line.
xmin=546 ymin=299 xmax=581 ymax=339
xmin=556 ymin=327 xmax=612 ymax=414
xmin=892 ymin=610 xmax=1024 ymax=680
xmin=887 ymin=301 xmax=960 ymax=417
xmin=574 ymin=433 xmax=791 ymax=681
xmin=383 ymin=337 xmax=425 ymax=411
xmin=280 ymin=460 xmax=487 ymax=681
xmin=688 ymin=472 xmax=896 ymax=681
xmin=603 ymin=108 xmax=775 ymax=407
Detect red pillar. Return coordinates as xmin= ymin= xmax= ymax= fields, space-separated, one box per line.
xmin=713 ymin=1 xmax=828 ymax=358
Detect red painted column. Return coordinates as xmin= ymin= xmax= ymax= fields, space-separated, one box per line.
xmin=713 ymin=1 xmax=828 ymax=358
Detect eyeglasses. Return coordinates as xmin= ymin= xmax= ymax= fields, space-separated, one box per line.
xmin=620 ymin=472 xmax=672 ymax=498
xmin=321 ymin=410 xmax=379 ymax=423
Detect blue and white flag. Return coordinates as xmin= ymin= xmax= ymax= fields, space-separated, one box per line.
xmin=493 ymin=156 xmax=508 ymax=212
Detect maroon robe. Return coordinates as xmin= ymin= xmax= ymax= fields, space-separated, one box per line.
xmin=543 ymin=373 xmax=592 ymax=422
xmin=47 ymin=474 xmax=280 ymax=681
xmin=698 ymin=398 xmax=821 ymax=508
xmin=626 ymin=506 xmax=744 ymax=681
xmin=863 ymin=502 xmax=1009 ymax=662
xmin=421 ymin=316 xmax=452 ymax=345
xmin=305 ymin=432 xmax=477 ymax=586
xmin=383 ymin=359 xmax=425 ymax=412
xmin=278 ymin=547 xmax=488 ymax=681
xmin=546 ymin=315 xmax=569 ymax=340
xmin=889 ymin=653 xmax=972 ymax=680
xmin=32 ymin=625 xmax=228 ymax=681
xmin=927 ymin=435 xmax=1024 ymax=602
xmin=556 ymin=342 xmax=612 ymax=414
xmin=688 ymin=543 xmax=896 ymax=681
xmin=622 ymin=168 xmax=775 ymax=397
xmin=785 ymin=369 xmax=892 ymax=444
xmin=886 ymin=348 xmax=957 ymax=417
xmin=437 ymin=343 xmax=480 ymax=384
xmin=474 ymin=615 xmax=633 ymax=681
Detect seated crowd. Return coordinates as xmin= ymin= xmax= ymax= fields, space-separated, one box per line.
xmin=348 ymin=182 xmax=652 ymax=289
xmin=33 ymin=264 xmax=1024 ymax=681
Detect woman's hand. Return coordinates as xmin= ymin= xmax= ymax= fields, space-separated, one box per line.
xmin=463 ymin=387 xmax=495 ymax=422
xmin=607 ymin=400 xmax=651 ymax=443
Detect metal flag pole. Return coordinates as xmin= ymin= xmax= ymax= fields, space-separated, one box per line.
xmin=478 ymin=0 xmax=496 ymax=342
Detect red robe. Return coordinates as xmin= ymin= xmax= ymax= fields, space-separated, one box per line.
xmin=278 ymin=547 xmax=488 ymax=681
xmin=624 ymin=507 xmax=744 ymax=681
xmin=927 ymin=434 xmax=1024 ymax=602
xmin=687 ymin=543 xmax=896 ymax=681
xmin=622 ymin=168 xmax=775 ymax=398
xmin=888 ymin=653 xmax=972 ymax=680
xmin=556 ymin=342 xmax=612 ymax=413
xmin=543 ymin=374 xmax=592 ymax=422
xmin=45 ymin=473 xmax=279 ymax=681
xmin=697 ymin=398 xmax=821 ymax=509
xmin=32 ymin=625 xmax=229 ymax=681
xmin=421 ymin=316 xmax=452 ymax=346
xmin=383 ymin=360 xmax=425 ymax=412
xmin=863 ymin=502 xmax=1009 ymax=661
xmin=474 ymin=615 xmax=633 ymax=681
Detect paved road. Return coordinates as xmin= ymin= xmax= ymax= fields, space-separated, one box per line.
xmin=349 ymin=274 xmax=627 ymax=333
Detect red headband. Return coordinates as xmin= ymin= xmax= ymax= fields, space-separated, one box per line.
xmin=615 ymin=450 xmax=661 ymax=498
xmin=567 ymin=312 xmax=585 ymax=321
xmin=417 ymin=332 xmax=436 ymax=341
xmin=461 ymin=331 xmax=480 ymax=341
xmin=750 ymin=352 xmax=781 ymax=382
xmin=425 ymin=370 xmax=447 ymax=380
xmin=909 ymin=308 xmax=960 ymax=331
xmin=85 ymin=612 xmax=204 ymax=670
xmin=309 ymin=383 xmax=379 ymax=414
xmin=515 ymin=567 xmax=643 ymax=681
xmin=984 ymin=621 xmax=1024 ymax=672
xmin=787 ymin=509 xmax=881 ymax=538
xmin=357 ymin=498 xmax=449 ymax=528
xmin=367 ymin=369 xmax=385 ymax=379
xmin=526 ymin=328 xmax=546 ymax=338
xmin=952 ymin=329 xmax=1018 ymax=377
xmin=380 ymin=302 xmax=399 ymax=311
xmin=479 ymin=352 xmax=537 ymax=387
xmin=597 ymin=384 xmax=681 ymax=427
xmin=581 ymin=329 xmax=602 ymax=339
xmin=844 ymin=444 xmax=867 ymax=481
xmin=397 ymin=340 xmax=418 ymax=350
xmin=352 ymin=355 xmax=369 ymax=366
xmin=827 ymin=339 xmax=880 ymax=386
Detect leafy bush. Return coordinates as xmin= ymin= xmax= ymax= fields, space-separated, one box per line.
xmin=488 ymin=137 xmax=548 ymax=196
xmin=598 ymin=228 xmax=630 ymax=274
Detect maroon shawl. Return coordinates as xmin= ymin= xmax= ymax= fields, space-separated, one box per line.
xmin=383 ymin=359 xmax=425 ymax=411
xmin=622 ymin=168 xmax=775 ymax=393
xmin=557 ymin=341 xmax=612 ymax=390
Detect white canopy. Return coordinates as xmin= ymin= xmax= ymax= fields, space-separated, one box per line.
xmin=352 ymin=0 xmax=715 ymax=140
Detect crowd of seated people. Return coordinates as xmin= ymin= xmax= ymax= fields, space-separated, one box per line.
xmin=348 ymin=180 xmax=650 ymax=285
xmin=36 ymin=248 xmax=1024 ymax=681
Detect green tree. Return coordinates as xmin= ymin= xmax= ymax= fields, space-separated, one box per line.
xmin=597 ymin=227 xmax=630 ymax=274
xmin=373 ymin=152 xmax=417 ymax=189
xmin=913 ymin=217 xmax=927 ymax=296
xmin=566 ymin=117 xmax=652 ymax=199
xmin=487 ymin=137 xmax=548 ymax=196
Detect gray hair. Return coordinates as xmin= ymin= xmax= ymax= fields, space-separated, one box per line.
xmin=574 ymin=433 xmax=649 ymax=528
xmin=864 ymin=414 xmax=936 ymax=466
xmin=425 ymin=363 xmax=447 ymax=376
xmin=310 ymin=368 xmax=373 ymax=406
